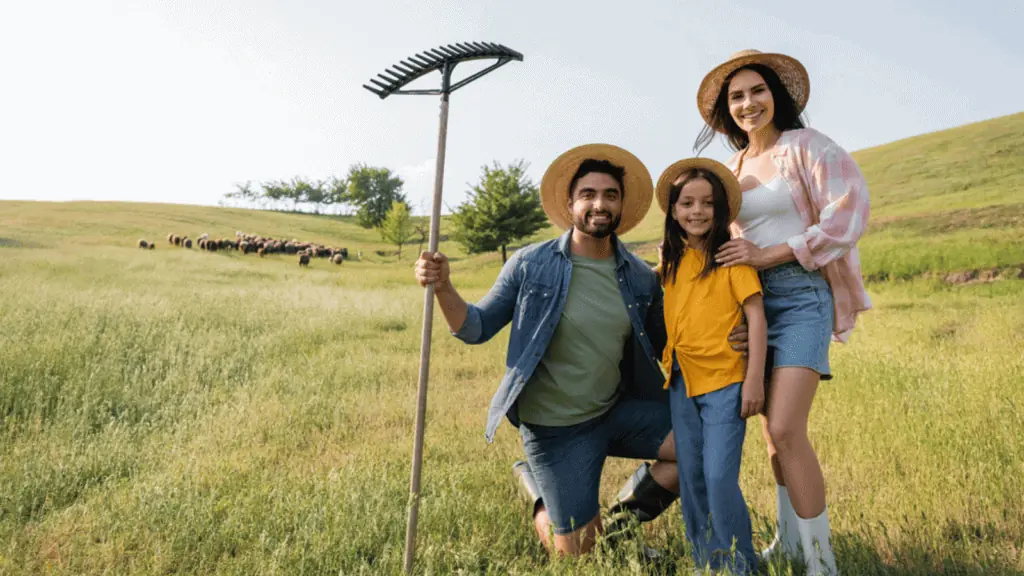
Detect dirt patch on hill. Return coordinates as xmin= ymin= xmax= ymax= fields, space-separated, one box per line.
xmin=934 ymin=265 xmax=1024 ymax=286
xmin=870 ymin=204 xmax=1024 ymax=234
xmin=866 ymin=265 xmax=1023 ymax=285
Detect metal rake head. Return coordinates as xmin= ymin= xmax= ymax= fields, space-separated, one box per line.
xmin=362 ymin=42 xmax=523 ymax=99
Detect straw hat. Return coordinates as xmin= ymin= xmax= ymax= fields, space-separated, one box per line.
xmin=655 ymin=158 xmax=742 ymax=223
xmin=540 ymin=143 xmax=653 ymax=235
xmin=697 ymin=49 xmax=810 ymax=131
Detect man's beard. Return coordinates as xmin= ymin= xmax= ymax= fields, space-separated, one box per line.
xmin=573 ymin=210 xmax=621 ymax=239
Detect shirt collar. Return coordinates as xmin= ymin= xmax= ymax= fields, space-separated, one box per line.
xmin=556 ymin=228 xmax=629 ymax=271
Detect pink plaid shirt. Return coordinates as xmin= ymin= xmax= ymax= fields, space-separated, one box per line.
xmin=727 ymin=128 xmax=872 ymax=343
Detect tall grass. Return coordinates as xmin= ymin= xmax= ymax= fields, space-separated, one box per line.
xmin=0 ymin=237 xmax=1021 ymax=574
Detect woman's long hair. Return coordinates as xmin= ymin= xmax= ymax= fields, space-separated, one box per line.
xmin=694 ymin=63 xmax=807 ymax=155
xmin=660 ymin=169 xmax=733 ymax=285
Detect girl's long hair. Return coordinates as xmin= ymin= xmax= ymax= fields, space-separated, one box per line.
xmin=694 ymin=63 xmax=807 ymax=155
xmin=660 ymin=169 xmax=733 ymax=285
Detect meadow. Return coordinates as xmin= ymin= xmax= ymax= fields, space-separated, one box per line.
xmin=0 ymin=113 xmax=1022 ymax=575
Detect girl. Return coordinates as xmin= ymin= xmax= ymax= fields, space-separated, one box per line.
xmin=695 ymin=49 xmax=872 ymax=575
xmin=656 ymin=158 xmax=767 ymax=575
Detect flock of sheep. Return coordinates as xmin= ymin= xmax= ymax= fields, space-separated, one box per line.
xmin=137 ymin=232 xmax=350 ymax=266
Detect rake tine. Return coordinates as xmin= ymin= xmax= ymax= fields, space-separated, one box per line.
xmin=381 ymin=69 xmax=405 ymax=82
xmin=370 ymin=78 xmax=391 ymax=90
xmin=376 ymin=75 xmax=399 ymax=88
xmin=416 ymin=51 xmax=439 ymax=62
xmin=408 ymin=55 xmax=433 ymax=68
xmin=395 ymin=62 xmax=419 ymax=74
xmin=425 ymin=48 xmax=448 ymax=61
xmin=435 ymin=45 xmax=460 ymax=58
xmin=362 ymin=84 xmax=384 ymax=97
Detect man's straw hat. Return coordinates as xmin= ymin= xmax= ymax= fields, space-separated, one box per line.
xmin=697 ymin=49 xmax=810 ymax=131
xmin=655 ymin=157 xmax=742 ymax=223
xmin=540 ymin=143 xmax=653 ymax=235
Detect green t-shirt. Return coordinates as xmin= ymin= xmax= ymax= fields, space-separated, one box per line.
xmin=516 ymin=253 xmax=632 ymax=426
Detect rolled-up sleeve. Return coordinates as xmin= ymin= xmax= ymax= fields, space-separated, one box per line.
xmin=451 ymin=251 xmax=521 ymax=345
xmin=788 ymin=141 xmax=870 ymax=271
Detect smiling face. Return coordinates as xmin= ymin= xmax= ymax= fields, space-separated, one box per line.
xmin=672 ymin=177 xmax=715 ymax=241
xmin=727 ymin=68 xmax=776 ymax=135
xmin=568 ymin=172 xmax=623 ymax=238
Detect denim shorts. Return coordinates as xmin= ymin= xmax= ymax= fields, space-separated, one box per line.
xmin=759 ymin=262 xmax=833 ymax=380
xmin=518 ymin=398 xmax=671 ymax=535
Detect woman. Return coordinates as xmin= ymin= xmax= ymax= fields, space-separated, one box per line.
xmin=693 ymin=49 xmax=872 ymax=575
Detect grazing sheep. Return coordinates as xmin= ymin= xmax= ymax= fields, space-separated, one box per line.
xmin=167 ymin=233 xmax=174 ymax=244
xmin=174 ymin=235 xmax=184 ymax=246
xmin=257 ymin=247 xmax=266 ymax=258
xmin=184 ymin=238 xmax=192 ymax=249
xmin=148 ymin=243 xmax=155 ymax=250
xmin=198 ymin=233 xmax=209 ymax=241
xmin=239 ymin=241 xmax=250 ymax=254
xmin=332 ymin=253 xmax=343 ymax=265
xmin=198 ymin=239 xmax=206 ymax=250
xmin=138 ymin=239 xmax=149 ymax=249
xmin=299 ymin=252 xmax=310 ymax=267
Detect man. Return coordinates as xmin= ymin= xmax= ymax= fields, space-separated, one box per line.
xmin=414 ymin=144 xmax=747 ymax=556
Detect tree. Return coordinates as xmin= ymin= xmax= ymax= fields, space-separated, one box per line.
xmin=346 ymin=164 xmax=406 ymax=228
xmin=412 ymin=221 xmax=428 ymax=256
xmin=451 ymin=159 xmax=548 ymax=263
xmin=327 ymin=176 xmax=350 ymax=215
xmin=378 ymin=200 xmax=416 ymax=260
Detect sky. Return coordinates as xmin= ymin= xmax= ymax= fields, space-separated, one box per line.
xmin=0 ymin=0 xmax=1020 ymax=215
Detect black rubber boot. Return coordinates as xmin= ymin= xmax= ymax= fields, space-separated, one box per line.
xmin=604 ymin=462 xmax=679 ymax=548
xmin=511 ymin=460 xmax=544 ymax=518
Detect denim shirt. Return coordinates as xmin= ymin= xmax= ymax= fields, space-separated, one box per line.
xmin=453 ymin=229 xmax=668 ymax=443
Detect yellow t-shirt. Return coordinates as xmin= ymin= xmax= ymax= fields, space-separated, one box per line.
xmin=661 ymin=250 xmax=762 ymax=397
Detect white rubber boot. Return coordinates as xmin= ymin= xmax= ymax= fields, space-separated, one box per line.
xmin=760 ymin=484 xmax=801 ymax=560
xmin=797 ymin=506 xmax=839 ymax=575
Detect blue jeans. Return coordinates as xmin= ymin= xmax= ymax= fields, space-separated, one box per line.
xmin=519 ymin=398 xmax=671 ymax=535
xmin=669 ymin=359 xmax=757 ymax=574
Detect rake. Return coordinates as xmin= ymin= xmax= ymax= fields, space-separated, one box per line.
xmin=363 ymin=42 xmax=523 ymax=574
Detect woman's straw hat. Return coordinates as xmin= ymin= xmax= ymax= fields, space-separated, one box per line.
xmin=697 ymin=49 xmax=810 ymax=131
xmin=655 ymin=158 xmax=742 ymax=223
xmin=540 ymin=143 xmax=653 ymax=235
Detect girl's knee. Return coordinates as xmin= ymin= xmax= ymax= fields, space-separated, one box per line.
xmin=766 ymin=421 xmax=806 ymax=452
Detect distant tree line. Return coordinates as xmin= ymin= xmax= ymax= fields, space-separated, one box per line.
xmin=224 ymin=164 xmax=406 ymax=229
xmin=229 ymin=159 xmax=547 ymax=262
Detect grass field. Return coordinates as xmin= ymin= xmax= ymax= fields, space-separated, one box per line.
xmin=1 ymin=113 xmax=1022 ymax=575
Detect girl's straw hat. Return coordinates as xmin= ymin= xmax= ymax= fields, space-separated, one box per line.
xmin=697 ymin=49 xmax=810 ymax=131
xmin=540 ymin=143 xmax=653 ymax=235
xmin=656 ymin=158 xmax=742 ymax=223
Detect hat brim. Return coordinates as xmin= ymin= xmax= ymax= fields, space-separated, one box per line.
xmin=697 ymin=52 xmax=810 ymax=132
xmin=540 ymin=144 xmax=653 ymax=236
xmin=656 ymin=158 xmax=742 ymax=223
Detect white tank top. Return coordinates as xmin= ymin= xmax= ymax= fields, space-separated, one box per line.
xmin=734 ymin=175 xmax=807 ymax=249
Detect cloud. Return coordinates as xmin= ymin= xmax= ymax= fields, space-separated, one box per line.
xmin=397 ymin=158 xmax=437 ymax=216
